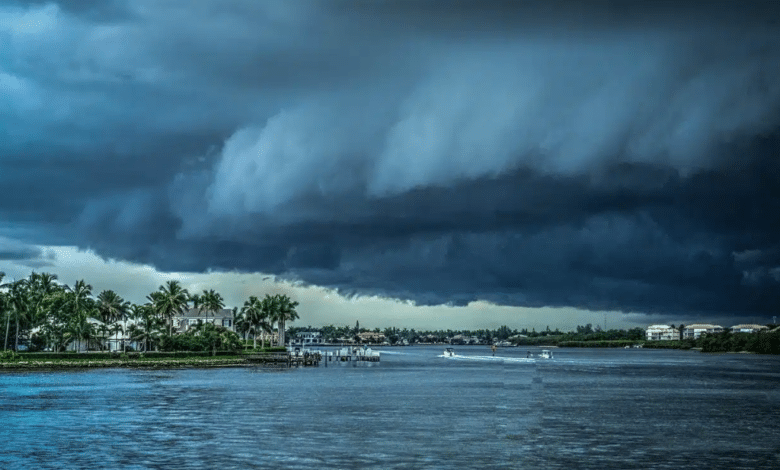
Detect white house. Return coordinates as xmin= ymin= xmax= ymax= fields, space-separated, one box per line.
xmin=293 ymin=331 xmax=323 ymax=346
xmin=682 ymin=324 xmax=723 ymax=339
xmin=645 ymin=325 xmax=680 ymax=341
xmin=173 ymin=308 xmax=235 ymax=333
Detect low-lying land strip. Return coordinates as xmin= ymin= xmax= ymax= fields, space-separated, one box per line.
xmin=0 ymin=349 xmax=295 ymax=370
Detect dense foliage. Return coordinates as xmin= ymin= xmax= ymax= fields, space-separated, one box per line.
xmin=699 ymin=330 xmax=780 ymax=354
xmin=0 ymin=272 xmax=298 ymax=354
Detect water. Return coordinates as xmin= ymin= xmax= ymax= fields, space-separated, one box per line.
xmin=1 ymin=346 xmax=779 ymax=469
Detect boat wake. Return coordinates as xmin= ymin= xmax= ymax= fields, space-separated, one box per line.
xmin=375 ymin=350 xmax=414 ymax=356
xmin=439 ymin=354 xmax=536 ymax=363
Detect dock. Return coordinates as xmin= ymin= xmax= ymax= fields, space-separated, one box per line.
xmin=244 ymin=352 xmax=320 ymax=367
xmin=320 ymin=346 xmax=381 ymax=365
xmin=244 ymin=346 xmax=380 ymax=368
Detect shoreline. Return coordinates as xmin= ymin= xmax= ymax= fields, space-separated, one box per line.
xmin=0 ymin=355 xmax=292 ymax=371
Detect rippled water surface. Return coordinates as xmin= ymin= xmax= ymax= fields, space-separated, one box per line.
xmin=1 ymin=346 xmax=779 ymax=469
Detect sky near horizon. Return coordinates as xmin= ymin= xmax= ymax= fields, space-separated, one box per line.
xmin=1 ymin=1 xmax=779 ymax=329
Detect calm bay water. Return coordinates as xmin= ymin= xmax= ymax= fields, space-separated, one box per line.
xmin=1 ymin=346 xmax=779 ymax=469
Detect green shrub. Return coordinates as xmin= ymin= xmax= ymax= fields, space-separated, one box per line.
xmin=0 ymin=350 xmax=19 ymax=362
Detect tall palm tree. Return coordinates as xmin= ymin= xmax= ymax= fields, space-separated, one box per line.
xmin=40 ymin=289 xmax=70 ymax=352
xmin=96 ymin=290 xmax=129 ymax=351
xmin=128 ymin=304 xmax=163 ymax=352
xmin=65 ymin=280 xmax=95 ymax=351
xmin=66 ymin=310 xmax=95 ymax=352
xmin=0 ymin=272 xmax=8 ymax=351
xmin=234 ymin=308 xmax=249 ymax=342
xmin=261 ymin=294 xmax=279 ymax=347
xmin=200 ymin=289 xmax=225 ymax=324
xmin=273 ymin=294 xmax=299 ymax=347
xmin=190 ymin=293 xmax=202 ymax=316
xmin=28 ymin=272 xmax=59 ymax=332
xmin=127 ymin=303 xmax=148 ymax=351
xmin=241 ymin=296 xmax=272 ymax=349
xmin=148 ymin=280 xmax=189 ymax=336
xmin=7 ymin=279 xmax=31 ymax=351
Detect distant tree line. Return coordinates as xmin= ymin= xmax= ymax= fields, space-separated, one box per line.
xmin=286 ymin=323 xmax=646 ymax=346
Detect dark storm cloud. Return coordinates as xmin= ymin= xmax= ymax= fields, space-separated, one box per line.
xmin=1 ymin=0 xmax=779 ymax=319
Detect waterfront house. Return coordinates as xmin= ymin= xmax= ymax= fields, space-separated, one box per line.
xmin=449 ymin=334 xmax=480 ymax=345
xmin=682 ymin=324 xmax=723 ymax=339
xmin=293 ymin=331 xmax=323 ymax=346
xmin=173 ymin=308 xmax=235 ymax=333
xmin=729 ymin=324 xmax=768 ymax=333
xmin=357 ymin=331 xmax=385 ymax=343
xmin=645 ymin=325 xmax=680 ymax=341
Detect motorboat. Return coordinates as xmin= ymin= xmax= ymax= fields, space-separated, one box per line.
xmin=443 ymin=347 xmax=455 ymax=357
xmin=538 ymin=349 xmax=553 ymax=359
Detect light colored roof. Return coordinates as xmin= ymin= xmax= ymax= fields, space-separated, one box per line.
xmin=683 ymin=324 xmax=722 ymax=329
xmin=646 ymin=325 xmax=673 ymax=329
xmin=178 ymin=308 xmax=233 ymax=318
xmin=730 ymin=324 xmax=768 ymax=330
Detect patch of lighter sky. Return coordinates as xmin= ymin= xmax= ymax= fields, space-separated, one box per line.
xmin=2 ymin=245 xmax=655 ymax=331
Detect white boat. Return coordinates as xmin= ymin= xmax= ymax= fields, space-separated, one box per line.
xmin=538 ymin=349 xmax=553 ymax=359
xmin=443 ymin=347 xmax=455 ymax=357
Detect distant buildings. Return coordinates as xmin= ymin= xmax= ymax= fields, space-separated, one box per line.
xmin=645 ymin=323 xmax=773 ymax=341
xmin=682 ymin=324 xmax=724 ymax=339
xmin=646 ymin=325 xmax=680 ymax=341
xmin=357 ymin=331 xmax=385 ymax=343
xmin=449 ymin=334 xmax=481 ymax=345
xmin=294 ymin=331 xmax=323 ymax=346
xmin=729 ymin=324 xmax=768 ymax=334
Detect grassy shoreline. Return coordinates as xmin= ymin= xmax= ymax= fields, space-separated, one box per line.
xmin=0 ymin=348 xmax=293 ymax=370
xmin=0 ymin=357 xmax=250 ymax=370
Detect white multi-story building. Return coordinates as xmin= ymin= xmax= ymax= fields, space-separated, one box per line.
xmin=645 ymin=325 xmax=680 ymax=341
xmin=174 ymin=308 xmax=235 ymax=333
xmin=294 ymin=331 xmax=323 ymax=346
xmin=682 ymin=324 xmax=723 ymax=339
xmin=729 ymin=324 xmax=768 ymax=333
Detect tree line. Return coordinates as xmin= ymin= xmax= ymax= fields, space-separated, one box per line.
xmin=0 ymin=272 xmax=299 ymax=353
xmin=287 ymin=323 xmax=645 ymax=345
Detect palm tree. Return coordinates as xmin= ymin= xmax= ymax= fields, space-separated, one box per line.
xmin=273 ymin=294 xmax=299 ymax=347
xmin=234 ymin=309 xmax=251 ymax=344
xmin=128 ymin=304 xmax=163 ymax=352
xmin=148 ymin=280 xmax=189 ymax=336
xmin=260 ymin=294 xmax=279 ymax=347
xmin=241 ymin=296 xmax=272 ymax=349
xmin=0 ymin=272 xmax=9 ymax=351
xmin=127 ymin=303 xmax=148 ymax=351
xmin=199 ymin=289 xmax=225 ymax=324
xmin=96 ymin=290 xmax=129 ymax=351
xmin=27 ymin=272 xmax=59 ymax=333
xmin=40 ymin=289 xmax=70 ymax=351
xmin=190 ymin=293 xmax=202 ymax=315
xmin=66 ymin=310 xmax=95 ymax=352
xmin=64 ymin=280 xmax=95 ymax=351
xmin=7 ymin=279 xmax=31 ymax=351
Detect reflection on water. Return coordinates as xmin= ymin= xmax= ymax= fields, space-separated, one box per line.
xmin=1 ymin=347 xmax=779 ymax=469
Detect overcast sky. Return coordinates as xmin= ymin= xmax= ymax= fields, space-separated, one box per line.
xmin=1 ymin=1 xmax=779 ymax=330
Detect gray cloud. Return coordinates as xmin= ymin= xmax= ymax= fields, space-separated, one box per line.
xmin=1 ymin=0 xmax=779 ymax=319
